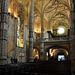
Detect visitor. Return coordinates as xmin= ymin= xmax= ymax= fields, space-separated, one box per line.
xmin=60 ymin=57 xmax=62 ymax=61
xmin=11 ymin=57 xmax=13 ymax=64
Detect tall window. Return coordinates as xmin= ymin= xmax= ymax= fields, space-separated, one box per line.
xmin=17 ymin=18 xmax=20 ymax=47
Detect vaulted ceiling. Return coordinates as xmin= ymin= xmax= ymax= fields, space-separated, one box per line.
xmin=8 ymin=0 xmax=71 ymax=33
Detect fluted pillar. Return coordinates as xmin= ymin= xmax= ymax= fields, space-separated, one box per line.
xmin=0 ymin=0 xmax=9 ymax=65
xmin=29 ymin=0 xmax=34 ymax=62
xmin=71 ymin=0 xmax=75 ymax=75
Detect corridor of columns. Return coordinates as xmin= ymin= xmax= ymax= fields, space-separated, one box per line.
xmin=0 ymin=0 xmax=75 ymax=75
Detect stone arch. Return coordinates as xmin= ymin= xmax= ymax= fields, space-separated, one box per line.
xmin=46 ymin=44 xmax=69 ymax=52
xmin=33 ymin=46 xmax=40 ymax=61
xmin=45 ymin=44 xmax=70 ymax=61
xmin=33 ymin=46 xmax=40 ymax=52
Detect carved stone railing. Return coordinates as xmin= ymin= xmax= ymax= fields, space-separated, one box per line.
xmin=33 ymin=36 xmax=70 ymax=42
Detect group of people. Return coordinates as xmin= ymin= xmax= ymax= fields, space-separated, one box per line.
xmin=11 ymin=57 xmax=17 ymax=64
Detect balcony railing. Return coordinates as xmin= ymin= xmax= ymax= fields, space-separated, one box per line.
xmin=34 ymin=36 xmax=70 ymax=42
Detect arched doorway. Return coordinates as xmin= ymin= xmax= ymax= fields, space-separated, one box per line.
xmin=33 ymin=48 xmax=39 ymax=61
xmin=46 ymin=45 xmax=69 ymax=61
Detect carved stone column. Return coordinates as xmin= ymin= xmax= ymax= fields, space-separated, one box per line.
xmin=24 ymin=25 xmax=27 ymax=62
xmin=71 ymin=0 xmax=75 ymax=75
xmin=29 ymin=0 xmax=34 ymax=62
xmin=40 ymin=15 xmax=45 ymax=60
xmin=0 ymin=0 xmax=9 ymax=65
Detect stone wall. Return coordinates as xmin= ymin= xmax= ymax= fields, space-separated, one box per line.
xmin=7 ymin=14 xmax=17 ymax=53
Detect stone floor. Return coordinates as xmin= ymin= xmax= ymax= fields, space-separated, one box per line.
xmin=0 ymin=61 xmax=71 ymax=75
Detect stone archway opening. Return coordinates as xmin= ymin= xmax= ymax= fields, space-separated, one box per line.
xmin=46 ymin=46 xmax=69 ymax=61
xmin=33 ymin=48 xmax=39 ymax=61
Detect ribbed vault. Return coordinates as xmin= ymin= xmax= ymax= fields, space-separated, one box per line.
xmin=8 ymin=0 xmax=70 ymax=34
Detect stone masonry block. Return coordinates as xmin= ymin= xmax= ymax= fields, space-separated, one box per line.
xmin=1 ymin=13 xmax=8 ymax=23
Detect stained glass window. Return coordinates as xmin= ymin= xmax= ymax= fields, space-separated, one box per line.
xmin=17 ymin=18 xmax=20 ymax=47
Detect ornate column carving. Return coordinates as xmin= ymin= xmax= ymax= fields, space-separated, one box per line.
xmin=40 ymin=15 xmax=45 ymax=60
xmin=40 ymin=0 xmax=45 ymax=61
xmin=29 ymin=0 xmax=34 ymax=62
xmin=0 ymin=0 xmax=9 ymax=65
